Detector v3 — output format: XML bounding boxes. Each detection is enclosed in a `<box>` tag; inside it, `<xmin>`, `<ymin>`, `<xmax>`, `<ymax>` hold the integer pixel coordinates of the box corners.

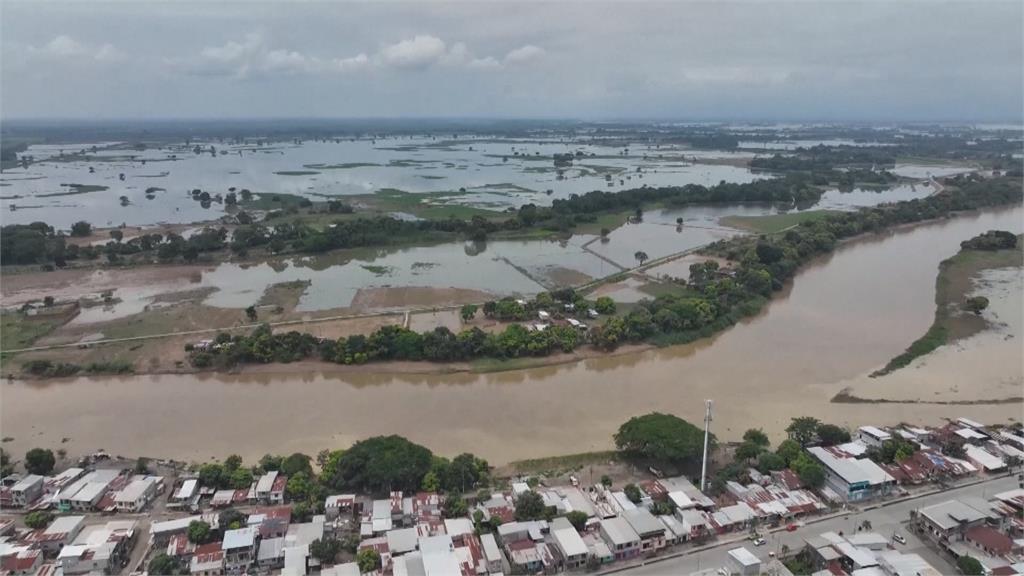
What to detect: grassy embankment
<box><xmin>871</xmin><ymin>235</ymin><xmax>1023</xmax><ymax>377</ymax></box>
<box><xmin>499</xmin><ymin>451</ymin><xmax>620</xmax><ymax>478</ymax></box>
<box><xmin>0</xmin><ymin>310</ymin><xmax>72</xmax><ymax>351</ymax></box>
<box><xmin>720</xmin><ymin>210</ymin><xmax>840</xmax><ymax>234</ymax></box>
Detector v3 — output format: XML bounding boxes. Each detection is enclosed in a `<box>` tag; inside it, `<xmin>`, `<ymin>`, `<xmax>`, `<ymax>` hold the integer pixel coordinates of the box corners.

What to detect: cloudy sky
<box><xmin>2</xmin><ymin>1</ymin><xmax>1021</xmax><ymax>121</ymax></box>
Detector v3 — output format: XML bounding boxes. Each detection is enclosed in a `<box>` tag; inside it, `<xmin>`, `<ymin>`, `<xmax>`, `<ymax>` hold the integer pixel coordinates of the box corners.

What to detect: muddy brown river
<box><xmin>2</xmin><ymin>207</ymin><xmax>1021</xmax><ymax>464</ymax></box>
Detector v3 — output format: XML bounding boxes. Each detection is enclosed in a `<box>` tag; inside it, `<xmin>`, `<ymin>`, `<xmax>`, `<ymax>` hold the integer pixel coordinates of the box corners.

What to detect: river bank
<box><xmin>2</xmin><ymin>205</ymin><xmax>1020</xmax><ymax>465</ymax></box>
<box><xmin>871</xmin><ymin>234</ymin><xmax>1023</xmax><ymax>377</ymax></box>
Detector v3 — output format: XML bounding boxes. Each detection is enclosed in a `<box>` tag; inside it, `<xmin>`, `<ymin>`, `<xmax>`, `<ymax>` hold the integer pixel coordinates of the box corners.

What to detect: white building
<box><xmin>726</xmin><ymin>547</ymin><xmax>761</xmax><ymax>576</ymax></box>
<box><xmin>808</xmin><ymin>447</ymin><xmax>895</xmax><ymax>502</ymax></box>
<box><xmin>599</xmin><ymin>517</ymin><xmax>640</xmax><ymax>561</ymax></box>
<box><xmin>58</xmin><ymin>520</ymin><xmax>137</xmax><ymax>575</ymax></box>
<box><xmin>33</xmin><ymin>515</ymin><xmax>85</xmax><ymax>554</ymax></box>
<box><xmin>114</xmin><ymin>476</ymin><xmax>161</xmax><ymax>512</ymax></box>
<box><xmin>222</xmin><ymin>527</ymin><xmax>258</xmax><ymax>574</ymax></box>
<box><xmin>58</xmin><ymin>470</ymin><xmax>121</xmax><ymax>511</ymax></box>
<box><xmin>858</xmin><ymin>426</ymin><xmax>893</xmax><ymax>448</ymax></box>
<box><xmin>549</xmin><ymin>517</ymin><xmax>588</xmax><ymax>569</ymax></box>
<box><xmin>10</xmin><ymin>475</ymin><xmax>43</xmax><ymax>507</ymax></box>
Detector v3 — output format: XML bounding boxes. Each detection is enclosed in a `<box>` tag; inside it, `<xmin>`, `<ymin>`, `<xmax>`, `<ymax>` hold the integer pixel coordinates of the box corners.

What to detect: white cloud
<box><xmin>94</xmin><ymin>43</ymin><xmax>127</xmax><ymax>62</ymax></box>
<box><xmin>504</xmin><ymin>45</ymin><xmax>545</xmax><ymax>64</ymax></box>
<box><xmin>44</xmin><ymin>35</ymin><xmax>87</xmax><ymax>57</ymax></box>
<box><xmin>380</xmin><ymin>35</ymin><xmax>447</xmax><ymax>68</ymax></box>
<box><xmin>27</xmin><ymin>35</ymin><xmax>125</xmax><ymax>62</ymax></box>
<box><xmin>169</xmin><ymin>32</ymin><xmax>533</xmax><ymax>78</ymax></box>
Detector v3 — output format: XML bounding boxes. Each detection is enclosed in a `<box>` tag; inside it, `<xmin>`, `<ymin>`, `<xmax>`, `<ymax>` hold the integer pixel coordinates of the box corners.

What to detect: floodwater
<box><xmin>0</xmin><ymin>136</ymin><xmax>766</xmax><ymax>228</ymax></box>
<box><xmin>3</xmin><ymin>206</ymin><xmax>1020</xmax><ymax>464</ymax></box>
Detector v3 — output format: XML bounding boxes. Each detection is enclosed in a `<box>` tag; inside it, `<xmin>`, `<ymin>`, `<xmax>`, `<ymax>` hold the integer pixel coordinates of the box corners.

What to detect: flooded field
<box><xmin>1</xmin><ymin>136</ymin><xmax>766</xmax><ymax>228</ymax></box>
<box><xmin>3</xmin><ymin>206</ymin><xmax>1020</xmax><ymax>464</ymax></box>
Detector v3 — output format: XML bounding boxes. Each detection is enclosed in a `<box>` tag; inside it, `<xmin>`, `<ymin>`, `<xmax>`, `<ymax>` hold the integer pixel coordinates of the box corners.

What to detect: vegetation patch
<box><xmin>0</xmin><ymin>310</ymin><xmax>72</xmax><ymax>351</ymax></box>
<box><xmin>721</xmin><ymin>210</ymin><xmax>840</xmax><ymax>234</ymax></box>
<box><xmin>38</xmin><ymin>184</ymin><xmax>109</xmax><ymax>197</ymax></box>
<box><xmin>303</xmin><ymin>163</ymin><xmax>380</xmax><ymax>170</ymax></box>
<box><xmin>360</xmin><ymin>264</ymin><xmax>395</xmax><ymax>276</ymax></box>
<box><xmin>273</xmin><ymin>170</ymin><xmax>320</xmax><ymax>176</ymax></box>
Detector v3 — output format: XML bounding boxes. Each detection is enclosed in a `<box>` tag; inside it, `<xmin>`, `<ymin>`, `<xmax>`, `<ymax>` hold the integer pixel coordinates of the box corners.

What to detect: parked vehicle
<box><xmin>894</xmin><ymin>534</ymin><xmax>906</xmax><ymax>545</ymax></box>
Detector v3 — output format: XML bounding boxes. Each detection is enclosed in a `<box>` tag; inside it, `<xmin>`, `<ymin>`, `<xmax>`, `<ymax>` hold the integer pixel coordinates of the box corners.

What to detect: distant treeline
<box><xmin>0</xmin><ymin>177</ymin><xmax>827</xmax><ymax>267</ymax></box>
<box><xmin>960</xmin><ymin>229</ymin><xmax>1018</xmax><ymax>251</ymax></box>
<box><xmin>3</xmin><ymin>172</ymin><xmax>1020</xmax><ymax>269</ymax></box>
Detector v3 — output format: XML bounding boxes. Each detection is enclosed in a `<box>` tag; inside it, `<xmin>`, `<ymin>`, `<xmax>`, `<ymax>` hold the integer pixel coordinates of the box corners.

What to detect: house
<box><xmin>191</xmin><ymin>542</ymin><xmax>225</xmax><ymax>576</ymax></box>
<box><xmin>479</xmin><ymin>533</ymin><xmax>504</xmax><ymax>574</ymax></box>
<box><xmin>151</xmin><ymin>515</ymin><xmax>215</xmax><ymax>546</ymax></box>
<box><xmin>808</xmin><ymin>446</ymin><xmax>895</xmax><ymax>502</ymax></box>
<box><xmin>726</xmin><ymin>547</ymin><xmax>761</xmax><ymax>576</ymax></box>
<box><xmin>0</xmin><ymin>549</ymin><xmax>42</xmax><ymax>576</ymax></box>
<box><xmin>858</xmin><ymin>426</ymin><xmax>893</xmax><ymax>448</ymax></box>
<box><xmin>621</xmin><ymin>508</ymin><xmax>666</xmax><ymax>554</ymax></box>
<box><xmin>443</xmin><ymin>518</ymin><xmax>475</xmax><ymax>545</ymax></box>
<box><xmin>916</xmin><ymin>499</ymin><xmax>993</xmax><ymax>546</ymax></box>
<box><xmin>114</xmin><ymin>476</ymin><xmax>161</xmax><ymax>512</ymax></box>
<box><xmin>166</xmin><ymin>533</ymin><xmax>197</xmax><ymax>560</ymax></box>
<box><xmin>58</xmin><ymin>520</ymin><xmax>137</xmax><ymax>575</ymax></box>
<box><xmin>599</xmin><ymin>517</ymin><xmax>641</xmax><ymax>560</ymax></box>
<box><xmin>10</xmin><ymin>476</ymin><xmax>43</xmax><ymax>508</ymax></box>
<box><xmin>57</xmin><ymin>470</ymin><xmax>121</xmax><ymax>511</ymax></box>
<box><xmin>253</xmin><ymin>471</ymin><xmax>284</xmax><ymax>504</ymax></box>
<box><xmin>875</xmin><ymin>550</ymin><xmax>943</xmax><ymax>576</ymax></box>
<box><xmin>549</xmin><ymin>517</ymin><xmax>588</xmax><ymax>569</ymax></box>
<box><xmin>221</xmin><ymin>526</ymin><xmax>258</xmax><ymax>574</ymax></box>
<box><xmin>32</xmin><ymin>515</ymin><xmax>85</xmax><ymax>554</ymax></box>
<box><xmin>325</xmin><ymin>494</ymin><xmax>356</xmax><ymax>520</ymax></box>
<box><xmin>171</xmin><ymin>479</ymin><xmax>200</xmax><ymax>510</ymax></box>
<box><xmin>964</xmin><ymin>445</ymin><xmax>1006</xmax><ymax>472</ymax></box>
<box><xmin>964</xmin><ymin>526</ymin><xmax>1014</xmax><ymax>558</ymax></box>
<box><xmin>256</xmin><ymin>537</ymin><xmax>285</xmax><ymax>570</ymax></box>
<box><xmin>387</xmin><ymin>527</ymin><xmax>419</xmax><ymax>556</ymax></box>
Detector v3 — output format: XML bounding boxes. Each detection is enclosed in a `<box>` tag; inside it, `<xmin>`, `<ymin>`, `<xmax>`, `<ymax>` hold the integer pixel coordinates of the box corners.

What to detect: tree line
<box><xmin>1</xmin><ymin>174</ymin><xmax>864</xmax><ymax>267</ymax></box>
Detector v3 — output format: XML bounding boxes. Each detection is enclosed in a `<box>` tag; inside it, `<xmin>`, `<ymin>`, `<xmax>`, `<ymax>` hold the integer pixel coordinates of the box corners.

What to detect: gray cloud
<box><xmin>1</xmin><ymin>1</ymin><xmax>1020</xmax><ymax>121</ymax></box>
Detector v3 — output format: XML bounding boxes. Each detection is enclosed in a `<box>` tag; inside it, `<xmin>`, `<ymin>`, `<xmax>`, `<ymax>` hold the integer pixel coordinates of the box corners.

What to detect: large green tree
<box><xmin>514</xmin><ymin>491</ymin><xmax>547</xmax><ymax>521</ymax></box>
<box><xmin>326</xmin><ymin>435</ymin><xmax>433</xmax><ymax>494</ymax></box>
<box><xmin>957</xmin><ymin>556</ymin><xmax>983</xmax><ymax>576</ymax></box>
<box><xmin>816</xmin><ymin>424</ymin><xmax>851</xmax><ymax>447</ymax></box>
<box><xmin>786</xmin><ymin>417</ymin><xmax>821</xmax><ymax>446</ymax></box>
<box><xmin>24</xmin><ymin>448</ymin><xmax>55</xmax><ymax>475</ymax></box>
<box><xmin>614</xmin><ymin>413</ymin><xmax>711</xmax><ymax>469</ymax></box>
<box><xmin>187</xmin><ymin>520</ymin><xmax>212</xmax><ymax>544</ymax></box>
<box><xmin>357</xmin><ymin>549</ymin><xmax>382</xmax><ymax>573</ymax></box>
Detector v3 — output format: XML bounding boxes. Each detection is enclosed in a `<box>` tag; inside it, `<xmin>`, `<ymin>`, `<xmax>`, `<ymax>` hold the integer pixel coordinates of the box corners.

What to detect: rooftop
<box><xmin>808</xmin><ymin>446</ymin><xmax>895</xmax><ymax>486</ymax></box>
<box><xmin>728</xmin><ymin>546</ymin><xmax>760</xmax><ymax>567</ymax></box>
<box><xmin>600</xmin><ymin>516</ymin><xmax>640</xmax><ymax>546</ymax></box>
<box><xmin>919</xmin><ymin>499</ymin><xmax>989</xmax><ymax>530</ymax></box>
<box><xmin>621</xmin><ymin>508</ymin><xmax>665</xmax><ymax>537</ymax></box>
<box><xmin>222</xmin><ymin>526</ymin><xmax>258</xmax><ymax>550</ymax></box>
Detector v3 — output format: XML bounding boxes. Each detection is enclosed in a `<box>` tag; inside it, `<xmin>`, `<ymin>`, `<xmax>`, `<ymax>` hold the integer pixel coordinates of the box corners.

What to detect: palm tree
<box><xmin>634</xmin><ymin>251</ymin><xmax>649</xmax><ymax>267</ymax></box>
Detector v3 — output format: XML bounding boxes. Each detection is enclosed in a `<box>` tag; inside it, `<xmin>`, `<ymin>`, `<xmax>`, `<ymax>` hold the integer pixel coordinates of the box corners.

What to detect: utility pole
<box><xmin>700</xmin><ymin>399</ymin><xmax>713</xmax><ymax>492</ymax></box>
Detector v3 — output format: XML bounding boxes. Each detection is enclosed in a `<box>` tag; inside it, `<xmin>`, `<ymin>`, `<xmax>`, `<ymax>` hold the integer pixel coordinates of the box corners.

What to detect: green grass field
<box><xmin>720</xmin><ymin>210</ymin><xmax>840</xmax><ymax>234</ymax></box>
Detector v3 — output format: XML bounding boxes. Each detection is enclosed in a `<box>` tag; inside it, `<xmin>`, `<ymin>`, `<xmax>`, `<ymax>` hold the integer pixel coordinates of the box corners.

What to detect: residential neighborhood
<box><xmin>0</xmin><ymin>414</ymin><xmax>1021</xmax><ymax>576</ymax></box>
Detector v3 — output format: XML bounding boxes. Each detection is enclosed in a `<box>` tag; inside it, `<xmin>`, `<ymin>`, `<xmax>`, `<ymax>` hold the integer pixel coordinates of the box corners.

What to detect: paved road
<box><xmin>613</xmin><ymin>475</ymin><xmax>1018</xmax><ymax>576</ymax></box>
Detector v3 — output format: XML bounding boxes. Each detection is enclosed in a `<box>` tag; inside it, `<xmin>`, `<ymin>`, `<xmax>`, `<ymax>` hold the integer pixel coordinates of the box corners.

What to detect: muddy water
<box><xmin>2</xmin><ymin>207</ymin><xmax>1021</xmax><ymax>463</ymax></box>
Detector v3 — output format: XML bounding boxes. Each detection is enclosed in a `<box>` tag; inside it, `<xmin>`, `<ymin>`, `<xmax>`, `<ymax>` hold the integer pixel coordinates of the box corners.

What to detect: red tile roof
<box><xmin>965</xmin><ymin>525</ymin><xmax>1013</xmax><ymax>556</ymax></box>
<box><xmin>1</xmin><ymin>550</ymin><xmax>41</xmax><ymax>572</ymax></box>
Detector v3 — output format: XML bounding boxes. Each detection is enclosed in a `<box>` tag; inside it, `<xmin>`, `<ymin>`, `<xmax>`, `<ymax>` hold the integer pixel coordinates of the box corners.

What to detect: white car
<box><xmin>752</xmin><ymin>538</ymin><xmax>766</xmax><ymax>546</ymax></box>
<box><xmin>894</xmin><ymin>534</ymin><xmax>906</xmax><ymax>545</ymax></box>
